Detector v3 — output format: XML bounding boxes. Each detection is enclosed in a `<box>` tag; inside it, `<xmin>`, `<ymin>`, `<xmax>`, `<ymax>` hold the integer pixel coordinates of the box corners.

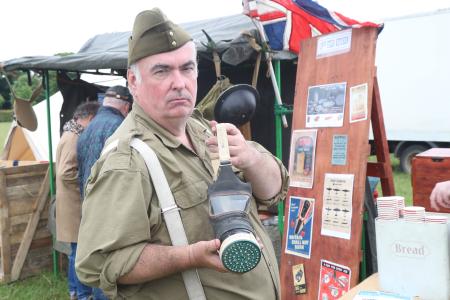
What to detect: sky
<box><xmin>1</xmin><ymin>0</ymin><xmax>450</xmax><ymax>62</ymax></box>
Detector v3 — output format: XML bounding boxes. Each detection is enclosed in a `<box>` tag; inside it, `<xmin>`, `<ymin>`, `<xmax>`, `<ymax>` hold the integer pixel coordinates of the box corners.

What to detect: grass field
<box><xmin>0</xmin><ymin>271</ymin><xmax>67</xmax><ymax>300</ymax></box>
<box><xmin>0</xmin><ymin>122</ymin><xmax>11</xmax><ymax>151</ymax></box>
<box><xmin>378</xmin><ymin>155</ymin><xmax>413</xmax><ymax>205</ymax></box>
<box><xmin>0</xmin><ymin>121</ymin><xmax>413</xmax><ymax>297</ymax></box>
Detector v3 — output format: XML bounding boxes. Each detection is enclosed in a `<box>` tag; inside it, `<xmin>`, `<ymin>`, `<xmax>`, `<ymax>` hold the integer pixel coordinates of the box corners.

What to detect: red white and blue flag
<box><xmin>243</xmin><ymin>0</ymin><xmax>380</xmax><ymax>54</ymax></box>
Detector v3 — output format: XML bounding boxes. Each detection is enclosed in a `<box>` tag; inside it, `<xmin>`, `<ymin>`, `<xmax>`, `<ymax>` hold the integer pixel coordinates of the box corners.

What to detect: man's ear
<box><xmin>127</xmin><ymin>69</ymin><xmax>137</xmax><ymax>93</ymax></box>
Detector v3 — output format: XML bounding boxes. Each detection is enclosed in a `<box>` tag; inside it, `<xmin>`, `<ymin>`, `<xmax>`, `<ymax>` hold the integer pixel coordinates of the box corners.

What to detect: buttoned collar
<box><xmin>131</xmin><ymin>102</ymin><xmax>210</xmax><ymax>152</ymax></box>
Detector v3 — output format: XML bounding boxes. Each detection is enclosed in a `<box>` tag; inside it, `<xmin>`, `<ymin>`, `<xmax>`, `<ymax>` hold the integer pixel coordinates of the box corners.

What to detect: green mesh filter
<box><xmin>221</xmin><ymin>239</ymin><xmax>261</xmax><ymax>273</ymax></box>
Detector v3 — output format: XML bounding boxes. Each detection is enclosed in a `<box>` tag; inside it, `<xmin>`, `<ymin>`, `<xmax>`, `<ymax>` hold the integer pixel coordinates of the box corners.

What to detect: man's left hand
<box><xmin>206</xmin><ymin>121</ymin><xmax>260</xmax><ymax>170</ymax></box>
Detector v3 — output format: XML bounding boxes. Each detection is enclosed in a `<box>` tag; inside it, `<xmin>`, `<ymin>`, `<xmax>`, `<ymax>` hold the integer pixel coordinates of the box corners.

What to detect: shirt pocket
<box><xmin>172</xmin><ymin>180</ymin><xmax>214</xmax><ymax>242</ymax></box>
<box><xmin>172</xmin><ymin>180</ymin><xmax>208</xmax><ymax>209</ymax></box>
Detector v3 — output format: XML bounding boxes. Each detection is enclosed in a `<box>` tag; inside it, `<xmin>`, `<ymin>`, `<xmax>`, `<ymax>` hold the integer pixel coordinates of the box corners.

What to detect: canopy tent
<box><xmin>1</xmin><ymin>14</ymin><xmax>295</xmax><ymax>73</ymax></box>
<box><xmin>1</xmin><ymin>92</ymin><xmax>62</xmax><ymax>161</ymax></box>
<box><xmin>0</xmin><ymin>13</ymin><xmax>299</xmax><ymax>168</ymax></box>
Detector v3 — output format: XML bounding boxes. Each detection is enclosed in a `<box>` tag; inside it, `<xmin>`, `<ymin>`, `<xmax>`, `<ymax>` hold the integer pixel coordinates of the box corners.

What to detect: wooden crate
<box><xmin>0</xmin><ymin>162</ymin><xmax>53</xmax><ymax>283</ymax></box>
<box><xmin>412</xmin><ymin>148</ymin><xmax>450</xmax><ymax>213</ymax></box>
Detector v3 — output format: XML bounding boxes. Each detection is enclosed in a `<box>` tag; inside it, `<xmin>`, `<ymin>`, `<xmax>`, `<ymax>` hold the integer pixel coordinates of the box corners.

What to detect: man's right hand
<box><xmin>188</xmin><ymin>239</ymin><xmax>227</xmax><ymax>272</ymax></box>
<box><xmin>430</xmin><ymin>180</ymin><xmax>450</xmax><ymax>211</ymax></box>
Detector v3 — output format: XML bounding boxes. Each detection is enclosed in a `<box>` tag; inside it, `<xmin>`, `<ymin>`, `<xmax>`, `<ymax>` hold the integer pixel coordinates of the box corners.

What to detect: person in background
<box><xmin>430</xmin><ymin>180</ymin><xmax>450</xmax><ymax>211</ymax></box>
<box><xmin>76</xmin><ymin>85</ymin><xmax>132</xmax><ymax>300</ymax></box>
<box><xmin>77</xmin><ymin>85</ymin><xmax>133</xmax><ymax>199</ymax></box>
<box><xmin>75</xmin><ymin>8</ymin><xmax>288</xmax><ymax>299</ymax></box>
<box><xmin>55</xmin><ymin>101</ymin><xmax>100</xmax><ymax>300</ymax></box>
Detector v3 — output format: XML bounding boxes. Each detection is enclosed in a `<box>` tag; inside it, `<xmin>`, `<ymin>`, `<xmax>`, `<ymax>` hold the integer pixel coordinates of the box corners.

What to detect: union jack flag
<box><xmin>243</xmin><ymin>0</ymin><xmax>380</xmax><ymax>54</ymax></box>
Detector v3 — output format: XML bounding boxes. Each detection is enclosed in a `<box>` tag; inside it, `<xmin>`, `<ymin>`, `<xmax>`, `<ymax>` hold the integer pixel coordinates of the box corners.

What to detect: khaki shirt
<box><xmin>76</xmin><ymin>103</ymin><xmax>289</xmax><ymax>299</ymax></box>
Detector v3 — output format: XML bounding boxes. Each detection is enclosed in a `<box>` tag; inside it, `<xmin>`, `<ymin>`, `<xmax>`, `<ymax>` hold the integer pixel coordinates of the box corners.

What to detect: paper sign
<box><xmin>318</xmin><ymin>260</ymin><xmax>351</xmax><ymax>299</ymax></box>
<box><xmin>321</xmin><ymin>173</ymin><xmax>354</xmax><ymax>240</ymax></box>
<box><xmin>349</xmin><ymin>83</ymin><xmax>368</xmax><ymax>123</ymax></box>
<box><xmin>288</xmin><ymin>129</ymin><xmax>317</xmax><ymax>188</ymax></box>
<box><xmin>292</xmin><ymin>264</ymin><xmax>307</xmax><ymax>294</ymax></box>
<box><xmin>306</xmin><ymin>83</ymin><xmax>347</xmax><ymax>128</ymax></box>
<box><xmin>331</xmin><ymin>135</ymin><xmax>348</xmax><ymax>165</ymax></box>
<box><xmin>316</xmin><ymin>29</ymin><xmax>352</xmax><ymax>58</ymax></box>
<box><xmin>285</xmin><ymin>196</ymin><xmax>315</xmax><ymax>258</ymax></box>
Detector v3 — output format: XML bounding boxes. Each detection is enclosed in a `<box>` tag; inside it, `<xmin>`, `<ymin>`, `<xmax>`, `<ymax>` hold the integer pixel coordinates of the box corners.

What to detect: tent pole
<box><xmin>273</xmin><ymin>61</ymin><xmax>294</xmax><ymax>235</ymax></box>
<box><xmin>44</xmin><ymin>73</ymin><xmax>55</xmax><ymax>203</ymax></box>
<box><xmin>274</xmin><ymin>61</ymin><xmax>284</xmax><ymax>234</ymax></box>
<box><xmin>252</xmin><ymin>19</ymin><xmax>288</xmax><ymax>128</ymax></box>
<box><xmin>44</xmin><ymin>70</ymin><xmax>59</xmax><ymax>277</ymax></box>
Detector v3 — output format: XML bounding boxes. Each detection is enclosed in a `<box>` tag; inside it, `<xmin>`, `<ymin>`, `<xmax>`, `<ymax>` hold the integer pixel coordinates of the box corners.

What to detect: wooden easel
<box><xmin>367</xmin><ymin>76</ymin><xmax>395</xmax><ymax>195</ymax></box>
<box><xmin>280</xmin><ymin>27</ymin><xmax>394</xmax><ymax>299</ymax></box>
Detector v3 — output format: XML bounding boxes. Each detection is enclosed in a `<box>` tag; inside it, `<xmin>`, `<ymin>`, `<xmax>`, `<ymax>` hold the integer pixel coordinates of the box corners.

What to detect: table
<box><xmin>340</xmin><ymin>273</ymin><xmax>380</xmax><ymax>299</ymax></box>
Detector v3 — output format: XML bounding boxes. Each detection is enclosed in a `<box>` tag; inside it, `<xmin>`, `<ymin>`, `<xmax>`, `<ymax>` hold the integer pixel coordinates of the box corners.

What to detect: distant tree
<box><xmin>1</xmin><ymin>52</ymin><xmax>73</xmax><ymax>108</ymax></box>
<box><xmin>0</xmin><ymin>80</ymin><xmax>12</xmax><ymax>109</ymax></box>
<box><xmin>0</xmin><ymin>77</ymin><xmax>10</xmax><ymax>102</ymax></box>
<box><xmin>10</xmin><ymin>71</ymin><xmax>58</xmax><ymax>104</ymax></box>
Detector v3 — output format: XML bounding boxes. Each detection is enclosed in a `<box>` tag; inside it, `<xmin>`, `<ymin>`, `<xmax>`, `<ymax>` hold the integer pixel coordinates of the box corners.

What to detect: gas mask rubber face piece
<box><xmin>208</xmin><ymin>124</ymin><xmax>261</xmax><ymax>273</ymax></box>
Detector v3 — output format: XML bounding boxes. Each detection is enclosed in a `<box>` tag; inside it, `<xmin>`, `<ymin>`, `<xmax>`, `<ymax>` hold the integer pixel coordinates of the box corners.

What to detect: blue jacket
<box><xmin>77</xmin><ymin>106</ymin><xmax>124</xmax><ymax>199</ymax></box>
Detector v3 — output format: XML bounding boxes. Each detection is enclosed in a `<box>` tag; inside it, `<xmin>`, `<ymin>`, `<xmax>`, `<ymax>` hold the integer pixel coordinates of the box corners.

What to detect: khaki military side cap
<box><xmin>128</xmin><ymin>8</ymin><xmax>192</xmax><ymax>66</ymax></box>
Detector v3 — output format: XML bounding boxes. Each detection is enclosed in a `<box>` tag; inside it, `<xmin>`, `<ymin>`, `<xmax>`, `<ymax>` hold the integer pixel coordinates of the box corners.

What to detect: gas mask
<box><xmin>208</xmin><ymin>124</ymin><xmax>261</xmax><ymax>273</ymax></box>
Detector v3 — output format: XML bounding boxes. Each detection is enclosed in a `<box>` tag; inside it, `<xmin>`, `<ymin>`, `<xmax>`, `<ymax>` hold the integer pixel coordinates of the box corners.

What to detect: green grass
<box><xmin>0</xmin><ymin>122</ymin><xmax>11</xmax><ymax>151</ymax></box>
<box><xmin>0</xmin><ymin>110</ymin><xmax>13</xmax><ymax>123</ymax></box>
<box><xmin>0</xmin><ymin>271</ymin><xmax>67</xmax><ymax>300</ymax></box>
<box><xmin>390</xmin><ymin>156</ymin><xmax>413</xmax><ymax>205</ymax></box>
<box><xmin>375</xmin><ymin>155</ymin><xmax>413</xmax><ymax>205</ymax></box>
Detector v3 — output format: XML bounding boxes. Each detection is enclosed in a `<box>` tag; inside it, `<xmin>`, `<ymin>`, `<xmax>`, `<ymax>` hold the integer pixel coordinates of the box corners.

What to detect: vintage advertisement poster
<box><xmin>306</xmin><ymin>82</ymin><xmax>347</xmax><ymax>128</ymax></box>
<box><xmin>331</xmin><ymin>135</ymin><xmax>348</xmax><ymax>165</ymax></box>
<box><xmin>292</xmin><ymin>264</ymin><xmax>307</xmax><ymax>294</ymax></box>
<box><xmin>318</xmin><ymin>260</ymin><xmax>351</xmax><ymax>299</ymax></box>
<box><xmin>285</xmin><ymin>196</ymin><xmax>315</xmax><ymax>258</ymax></box>
<box><xmin>321</xmin><ymin>173</ymin><xmax>354</xmax><ymax>240</ymax></box>
<box><xmin>349</xmin><ymin>83</ymin><xmax>368</xmax><ymax>123</ymax></box>
<box><xmin>288</xmin><ymin>129</ymin><xmax>317</xmax><ymax>188</ymax></box>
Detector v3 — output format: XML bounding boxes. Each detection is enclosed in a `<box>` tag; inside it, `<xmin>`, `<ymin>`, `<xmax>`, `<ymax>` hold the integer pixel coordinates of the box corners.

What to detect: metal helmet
<box><xmin>214</xmin><ymin>84</ymin><xmax>258</xmax><ymax>126</ymax></box>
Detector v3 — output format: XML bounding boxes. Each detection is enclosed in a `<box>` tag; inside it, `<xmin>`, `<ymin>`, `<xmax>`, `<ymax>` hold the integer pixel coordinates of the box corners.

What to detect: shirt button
<box><xmin>172</xmin><ymin>41</ymin><xmax>177</xmax><ymax>46</ymax></box>
<box><xmin>169</xmin><ymin>31</ymin><xmax>174</xmax><ymax>36</ymax></box>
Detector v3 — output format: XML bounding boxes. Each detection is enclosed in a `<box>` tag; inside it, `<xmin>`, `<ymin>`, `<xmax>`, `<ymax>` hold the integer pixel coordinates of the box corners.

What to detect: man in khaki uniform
<box><xmin>76</xmin><ymin>8</ymin><xmax>288</xmax><ymax>300</ymax></box>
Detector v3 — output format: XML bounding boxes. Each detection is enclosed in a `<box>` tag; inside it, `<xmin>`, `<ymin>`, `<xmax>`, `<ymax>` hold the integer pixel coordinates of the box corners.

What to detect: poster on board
<box><xmin>318</xmin><ymin>260</ymin><xmax>351</xmax><ymax>299</ymax></box>
<box><xmin>288</xmin><ymin>129</ymin><xmax>317</xmax><ymax>188</ymax></box>
<box><xmin>316</xmin><ymin>29</ymin><xmax>352</xmax><ymax>59</ymax></box>
<box><xmin>321</xmin><ymin>173</ymin><xmax>354</xmax><ymax>240</ymax></box>
<box><xmin>292</xmin><ymin>264</ymin><xmax>307</xmax><ymax>294</ymax></box>
<box><xmin>349</xmin><ymin>83</ymin><xmax>368</xmax><ymax>123</ymax></box>
<box><xmin>306</xmin><ymin>82</ymin><xmax>347</xmax><ymax>128</ymax></box>
<box><xmin>285</xmin><ymin>196</ymin><xmax>315</xmax><ymax>259</ymax></box>
<box><xmin>331</xmin><ymin>134</ymin><xmax>348</xmax><ymax>165</ymax></box>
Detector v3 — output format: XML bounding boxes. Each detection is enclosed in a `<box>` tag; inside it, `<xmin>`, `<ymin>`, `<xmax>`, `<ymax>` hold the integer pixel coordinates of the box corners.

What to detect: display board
<box><xmin>280</xmin><ymin>27</ymin><xmax>388</xmax><ymax>299</ymax></box>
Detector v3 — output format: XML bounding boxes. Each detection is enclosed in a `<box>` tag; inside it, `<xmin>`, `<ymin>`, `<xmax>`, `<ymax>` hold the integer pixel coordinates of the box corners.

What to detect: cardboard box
<box><xmin>375</xmin><ymin>215</ymin><xmax>450</xmax><ymax>299</ymax></box>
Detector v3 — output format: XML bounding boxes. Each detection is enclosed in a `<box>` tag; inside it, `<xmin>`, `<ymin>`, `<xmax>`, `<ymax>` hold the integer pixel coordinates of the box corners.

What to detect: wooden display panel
<box><xmin>280</xmin><ymin>27</ymin><xmax>379</xmax><ymax>299</ymax></box>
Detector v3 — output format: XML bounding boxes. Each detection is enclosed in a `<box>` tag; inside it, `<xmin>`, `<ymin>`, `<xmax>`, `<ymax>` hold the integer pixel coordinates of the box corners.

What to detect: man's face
<box><xmin>128</xmin><ymin>42</ymin><xmax>198</xmax><ymax>126</ymax></box>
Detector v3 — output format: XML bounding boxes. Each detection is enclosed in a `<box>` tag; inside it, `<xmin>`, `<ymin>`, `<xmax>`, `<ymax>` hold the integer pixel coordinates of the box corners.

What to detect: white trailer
<box><xmin>375</xmin><ymin>8</ymin><xmax>450</xmax><ymax>172</ymax></box>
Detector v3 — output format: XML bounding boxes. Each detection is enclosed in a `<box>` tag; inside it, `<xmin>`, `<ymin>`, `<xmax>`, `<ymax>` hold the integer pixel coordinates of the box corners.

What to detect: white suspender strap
<box><xmin>101</xmin><ymin>139</ymin><xmax>119</xmax><ymax>157</ymax></box>
<box><xmin>129</xmin><ymin>138</ymin><xmax>206</xmax><ymax>300</ymax></box>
